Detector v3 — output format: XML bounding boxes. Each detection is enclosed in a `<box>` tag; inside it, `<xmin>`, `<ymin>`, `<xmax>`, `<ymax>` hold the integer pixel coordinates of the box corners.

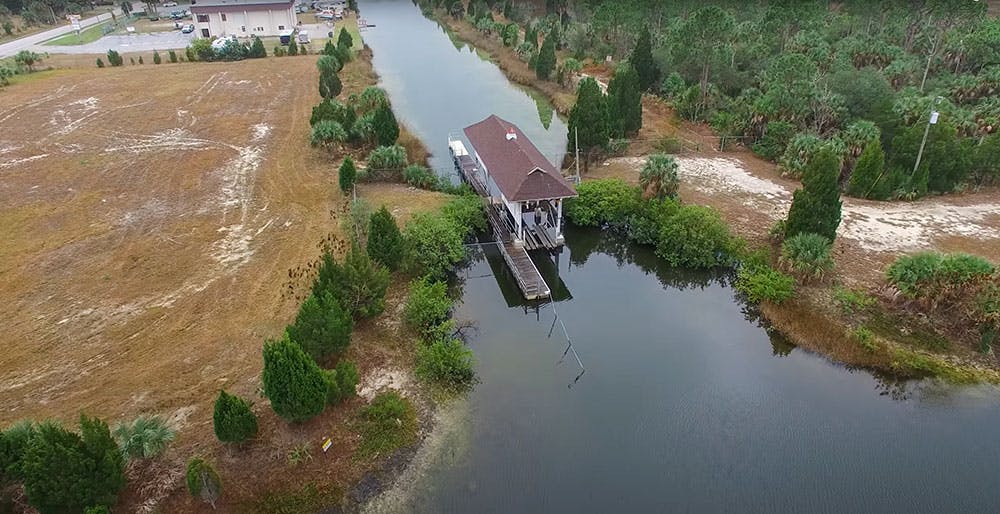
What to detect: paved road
<box><xmin>0</xmin><ymin>8</ymin><xmax>125</xmax><ymax>58</ymax></box>
<box><xmin>44</xmin><ymin>31</ymin><xmax>197</xmax><ymax>54</ymax></box>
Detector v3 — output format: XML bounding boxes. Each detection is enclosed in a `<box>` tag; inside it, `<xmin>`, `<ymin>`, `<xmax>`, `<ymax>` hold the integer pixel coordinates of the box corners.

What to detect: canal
<box><xmin>359</xmin><ymin>1</ymin><xmax>1000</xmax><ymax>512</ymax></box>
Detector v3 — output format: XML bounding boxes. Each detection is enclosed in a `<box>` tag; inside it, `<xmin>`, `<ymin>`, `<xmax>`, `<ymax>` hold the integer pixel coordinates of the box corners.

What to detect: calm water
<box><xmin>358</xmin><ymin>2</ymin><xmax>1000</xmax><ymax>513</ymax></box>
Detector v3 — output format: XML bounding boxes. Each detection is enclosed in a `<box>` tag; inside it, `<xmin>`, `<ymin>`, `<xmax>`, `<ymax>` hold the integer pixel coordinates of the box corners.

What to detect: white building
<box><xmin>190</xmin><ymin>0</ymin><xmax>297</xmax><ymax>39</ymax></box>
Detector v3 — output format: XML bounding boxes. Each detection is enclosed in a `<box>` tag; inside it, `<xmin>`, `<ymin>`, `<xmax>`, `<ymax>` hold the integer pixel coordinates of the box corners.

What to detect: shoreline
<box><xmin>418</xmin><ymin>7</ymin><xmax>1000</xmax><ymax>385</ymax></box>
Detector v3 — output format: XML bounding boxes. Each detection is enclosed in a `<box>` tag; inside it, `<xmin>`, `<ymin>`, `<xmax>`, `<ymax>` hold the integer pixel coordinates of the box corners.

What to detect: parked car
<box><xmin>170</xmin><ymin>10</ymin><xmax>185</xmax><ymax>19</ymax></box>
<box><xmin>163</xmin><ymin>1</ymin><xmax>178</xmax><ymax>6</ymax></box>
<box><xmin>181</xmin><ymin>24</ymin><xmax>195</xmax><ymax>33</ymax></box>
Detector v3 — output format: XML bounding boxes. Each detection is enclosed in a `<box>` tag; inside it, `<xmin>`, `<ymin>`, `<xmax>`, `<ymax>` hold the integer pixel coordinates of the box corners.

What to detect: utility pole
<box><xmin>912</xmin><ymin>95</ymin><xmax>943</xmax><ymax>176</ymax></box>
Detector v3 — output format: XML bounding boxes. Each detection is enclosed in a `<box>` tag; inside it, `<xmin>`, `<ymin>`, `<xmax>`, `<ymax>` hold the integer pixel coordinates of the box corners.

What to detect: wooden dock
<box><xmin>449</xmin><ymin>138</ymin><xmax>551</xmax><ymax>300</ymax></box>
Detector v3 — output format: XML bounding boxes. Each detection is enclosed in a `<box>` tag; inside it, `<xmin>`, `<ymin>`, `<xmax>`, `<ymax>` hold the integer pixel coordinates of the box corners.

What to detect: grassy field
<box><xmin>43</xmin><ymin>21</ymin><xmax>112</xmax><ymax>45</ymax></box>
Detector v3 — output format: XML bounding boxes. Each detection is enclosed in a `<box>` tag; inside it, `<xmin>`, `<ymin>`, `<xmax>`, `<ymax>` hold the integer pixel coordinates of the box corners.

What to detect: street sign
<box><xmin>929</xmin><ymin>111</ymin><xmax>939</xmax><ymax>125</ymax></box>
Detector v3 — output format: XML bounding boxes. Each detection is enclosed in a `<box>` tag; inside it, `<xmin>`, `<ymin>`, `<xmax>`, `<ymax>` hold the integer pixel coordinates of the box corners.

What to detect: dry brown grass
<box><xmin>1</xmin><ymin>39</ymin><xmax>439</xmax><ymax>510</ymax></box>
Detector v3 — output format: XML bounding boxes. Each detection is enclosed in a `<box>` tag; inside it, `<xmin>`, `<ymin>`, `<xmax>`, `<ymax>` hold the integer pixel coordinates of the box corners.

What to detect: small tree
<box><xmin>367</xmin><ymin>206</ymin><xmax>404</xmax><ymax>270</ymax></box>
<box><xmin>785</xmin><ymin>147</ymin><xmax>843</xmax><ymax>242</ymax></box>
<box><xmin>111</xmin><ymin>416</ymin><xmax>175</xmax><ymax>460</ymax></box>
<box><xmin>250</xmin><ymin>37</ymin><xmax>266</xmax><ymax>58</ymax></box>
<box><xmin>630</xmin><ymin>25</ymin><xmax>659</xmax><ymax>91</ymax></box>
<box><xmin>152</xmin><ymin>50</ymin><xmax>161</xmax><ymax>64</ymax></box>
<box><xmin>21</xmin><ymin>416</ymin><xmax>126</xmax><ymax>514</ymax></box>
<box><xmin>639</xmin><ymin>154</ymin><xmax>679</xmax><ymax>199</ymax></box>
<box><xmin>319</xmin><ymin>69</ymin><xmax>342</xmax><ymax>98</ymax></box>
<box><xmin>534</xmin><ymin>31</ymin><xmax>556</xmax><ymax>80</ymax></box>
<box><xmin>319</xmin><ymin>243</ymin><xmax>390</xmax><ymax>319</ymax></box>
<box><xmin>373</xmin><ymin>103</ymin><xmax>400</xmax><ymax>147</ymax></box>
<box><xmin>96</xmin><ymin>58</ymin><xmax>105</xmax><ymax>68</ymax></box>
<box><xmin>567</xmin><ymin>77</ymin><xmax>609</xmax><ymax>171</ymax></box>
<box><xmin>339</xmin><ymin>156</ymin><xmax>357</xmax><ymax>194</ymax></box>
<box><xmin>404</xmin><ymin>278</ymin><xmax>452</xmax><ymax>338</ymax></box>
<box><xmin>212</xmin><ymin>391</ymin><xmax>258</xmax><ymax>444</ymax></box>
<box><xmin>186</xmin><ymin>458</ymin><xmax>221</xmax><ymax>509</ymax></box>
<box><xmin>847</xmin><ymin>139</ymin><xmax>885</xmax><ymax>199</ymax></box>
<box><xmin>606</xmin><ymin>62</ymin><xmax>642</xmax><ymax>137</ymax></box>
<box><xmin>106</xmin><ymin>49</ymin><xmax>123</xmax><ymax>66</ymax></box>
<box><xmin>138</xmin><ymin>56</ymin><xmax>144</xmax><ymax>65</ymax></box>
<box><xmin>168</xmin><ymin>49</ymin><xmax>178</xmax><ymax>63</ymax></box>
<box><xmin>337</xmin><ymin>26</ymin><xmax>353</xmax><ymax>50</ymax></box>
<box><xmin>317</xmin><ymin>53</ymin><xmax>343</xmax><ymax>74</ymax></box>
<box><xmin>14</xmin><ymin>50</ymin><xmax>42</xmax><ymax>72</ymax></box>
<box><xmin>262</xmin><ymin>334</ymin><xmax>329</xmax><ymax>422</ymax></box>
<box><xmin>286</xmin><ymin>291</ymin><xmax>353</xmax><ymax>362</ymax></box>
<box><xmin>403</xmin><ymin>213</ymin><xmax>466</xmax><ymax>280</ymax></box>
<box><xmin>288</xmin><ymin>38</ymin><xmax>299</xmax><ymax>56</ymax></box>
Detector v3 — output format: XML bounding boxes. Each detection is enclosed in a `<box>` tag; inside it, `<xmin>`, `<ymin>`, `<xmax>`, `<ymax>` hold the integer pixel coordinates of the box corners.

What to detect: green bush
<box><xmin>111</xmin><ymin>415</ymin><xmax>175</xmax><ymax>460</ymax></box>
<box><xmin>213</xmin><ymin>390</ymin><xmax>258</xmax><ymax>444</ymax></box>
<box><xmin>338</xmin><ymin>26</ymin><xmax>354</xmax><ymax>50</ymax></box>
<box><xmin>339</xmin><ymin>156</ymin><xmax>357</xmax><ymax>194</ymax></box>
<box><xmin>565</xmin><ymin>179</ymin><xmax>640</xmax><ymax>227</ymax></box>
<box><xmin>846</xmin><ymin>139</ymin><xmax>886</xmax><ymax>199</ymax></box>
<box><xmin>784</xmin><ymin>147</ymin><xmax>842</xmax><ymax>242</ymax></box>
<box><xmin>849</xmin><ymin>326</ymin><xmax>878</xmax><ymax>352</ymax></box>
<box><xmin>626</xmin><ymin>197</ymin><xmax>680</xmax><ymax>246</ymax></box>
<box><xmin>656</xmin><ymin>204</ymin><xmax>740</xmax><ymax>268</ymax></box>
<box><xmin>367</xmin><ymin>206</ymin><xmax>404</xmax><ymax>270</ymax></box>
<box><xmin>310</xmin><ymin>98</ymin><xmax>356</xmax><ymax>128</ymax></box>
<box><xmin>735</xmin><ymin>263</ymin><xmax>796</xmax><ymax>304</ymax></box>
<box><xmin>653</xmin><ymin>135</ymin><xmax>684</xmax><ymax>154</ymax></box>
<box><xmin>323</xmin><ymin>360</ymin><xmax>359</xmax><ymax>405</ymax></box>
<box><xmin>373</xmin><ymin>103</ymin><xmax>400</xmax><ymax>147</ymax></box>
<box><xmin>318</xmin><ymin>68</ymin><xmax>341</xmax><ymax>98</ymax></box>
<box><xmin>416</xmin><ymin>337</ymin><xmax>476</xmax><ymax>389</ymax></box>
<box><xmin>310</xmin><ymin>120</ymin><xmax>348</xmax><ymax>147</ymax></box>
<box><xmin>886</xmin><ymin>252</ymin><xmax>995</xmax><ymax>299</ymax></box>
<box><xmin>357</xmin><ymin>392</ymin><xmax>418</xmax><ymax>458</ymax></box>
<box><xmin>262</xmin><ymin>334</ymin><xmax>329</xmax><ymax>422</ymax></box>
<box><xmin>313</xmin><ymin>243</ymin><xmax>390</xmax><ymax>319</ymax></box>
<box><xmin>780</xmin><ymin>233</ymin><xmax>834</xmax><ymax>280</ymax></box>
<box><xmin>403</xmin><ymin>213</ymin><xmax>466</xmax><ymax>280</ymax></box>
<box><xmin>152</xmin><ymin>50</ymin><xmax>161</xmax><ymax>64</ymax></box>
<box><xmin>404</xmin><ymin>278</ymin><xmax>452</xmax><ymax>338</ymax></box>
<box><xmin>639</xmin><ymin>154</ymin><xmax>679</xmax><ymax>199</ymax></box>
<box><xmin>186</xmin><ymin>457</ymin><xmax>221</xmax><ymax>509</ymax></box>
<box><xmin>106</xmin><ymin>49</ymin><xmax>123</xmax><ymax>66</ymax></box>
<box><xmin>168</xmin><ymin>50</ymin><xmax>177</xmax><ymax>63</ymax></box>
<box><xmin>317</xmin><ymin>54</ymin><xmax>343</xmax><ymax>74</ymax></box>
<box><xmin>22</xmin><ymin>416</ymin><xmax>125</xmax><ymax>514</ymax></box>
<box><xmin>752</xmin><ymin>121</ymin><xmax>796</xmax><ymax>161</ymax></box>
<box><xmin>95</xmin><ymin>58</ymin><xmax>105</xmax><ymax>68</ymax></box>
<box><xmin>84</xmin><ymin>507</ymin><xmax>110</xmax><ymax>514</ymax></box>
<box><xmin>366</xmin><ymin>145</ymin><xmax>408</xmax><ymax>180</ymax></box>
<box><xmin>249</xmin><ymin>37</ymin><xmax>266</xmax><ymax>58</ymax></box>
<box><xmin>286</xmin><ymin>291</ymin><xmax>353</xmax><ymax>362</ymax></box>
<box><xmin>403</xmin><ymin>164</ymin><xmax>438</xmax><ymax>189</ymax></box>
<box><xmin>441</xmin><ymin>194</ymin><xmax>487</xmax><ymax>235</ymax></box>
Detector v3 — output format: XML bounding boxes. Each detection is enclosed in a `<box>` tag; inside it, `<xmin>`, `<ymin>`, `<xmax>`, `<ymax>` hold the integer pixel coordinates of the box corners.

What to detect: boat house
<box><xmin>458</xmin><ymin>115</ymin><xmax>577</xmax><ymax>250</ymax></box>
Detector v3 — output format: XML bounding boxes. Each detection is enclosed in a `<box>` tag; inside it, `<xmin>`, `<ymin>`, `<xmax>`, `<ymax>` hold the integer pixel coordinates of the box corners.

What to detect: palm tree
<box><xmin>639</xmin><ymin>154</ymin><xmax>680</xmax><ymax>199</ymax></box>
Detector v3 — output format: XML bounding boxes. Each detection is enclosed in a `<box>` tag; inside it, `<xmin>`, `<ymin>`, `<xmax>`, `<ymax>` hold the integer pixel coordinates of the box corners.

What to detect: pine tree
<box><xmin>339</xmin><ymin>156</ymin><xmax>357</xmax><ymax>194</ymax></box>
<box><xmin>186</xmin><ymin>458</ymin><xmax>221</xmax><ymax>509</ymax></box>
<box><xmin>535</xmin><ymin>31</ymin><xmax>556</xmax><ymax>81</ymax></box>
<box><xmin>288</xmin><ymin>38</ymin><xmax>299</xmax><ymax>56</ymax></box>
<box><xmin>567</xmin><ymin>77</ymin><xmax>609</xmax><ymax>171</ymax></box>
<box><xmin>250</xmin><ymin>37</ymin><xmax>266</xmax><ymax>58</ymax></box>
<box><xmin>319</xmin><ymin>69</ymin><xmax>342</xmax><ymax>98</ymax></box>
<box><xmin>337</xmin><ymin>27</ymin><xmax>354</xmax><ymax>50</ymax></box>
<box><xmin>846</xmin><ymin>140</ymin><xmax>885</xmax><ymax>199</ymax></box>
<box><xmin>785</xmin><ymin>147</ymin><xmax>843</xmax><ymax>242</ymax></box>
<box><xmin>367</xmin><ymin>206</ymin><xmax>404</xmax><ymax>270</ymax></box>
<box><xmin>21</xmin><ymin>416</ymin><xmax>125</xmax><ymax>514</ymax></box>
<box><xmin>631</xmin><ymin>25</ymin><xmax>659</xmax><ymax>91</ymax></box>
<box><xmin>314</xmin><ymin>243</ymin><xmax>390</xmax><ymax>319</ymax></box>
<box><xmin>286</xmin><ymin>291</ymin><xmax>353</xmax><ymax>362</ymax></box>
<box><xmin>323</xmin><ymin>39</ymin><xmax>337</xmax><ymax>56</ymax></box>
<box><xmin>262</xmin><ymin>334</ymin><xmax>329</xmax><ymax>422</ymax></box>
<box><xmin>168</xmin><ymin>50</ymin><xmax>178</xmax><ymax>63</ymax></box>
<box><xmin>152</xmin><ymin>50</ymin><xmax>161</xmax><ymax>64</ymax></box>
<box><xmin>372</xmin><ymin>103</ymin><xmax>400</xmax><ymax>146</ymax></box>
<box><xmin>607</xmin><ymin>62</ymin><xmax>642</xmax><ymax>138</ymax></box>
<box><xmin>213</xmin><ymin>391</ymin><xmax>259</xmax><ymax>444</ymax></box>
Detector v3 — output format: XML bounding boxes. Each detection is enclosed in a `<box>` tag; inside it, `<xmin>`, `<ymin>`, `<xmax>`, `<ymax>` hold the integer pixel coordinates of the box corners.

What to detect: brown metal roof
<box><xmin>464</xmin><ymin>115</ymin><xmax>577</xmax><ymax>202</ymax></box>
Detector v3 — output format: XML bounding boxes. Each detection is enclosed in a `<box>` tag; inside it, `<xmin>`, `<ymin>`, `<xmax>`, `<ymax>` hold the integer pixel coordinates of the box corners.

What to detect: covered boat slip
<box><xmin>448</xmin><ymin>115</ymin><xmax>578</xmax><ymax>300</ymax></box>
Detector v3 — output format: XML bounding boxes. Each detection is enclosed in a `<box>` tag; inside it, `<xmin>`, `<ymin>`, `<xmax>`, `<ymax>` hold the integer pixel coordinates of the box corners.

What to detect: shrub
<box><xmin>337</xmin><ymin>26</ymin><xmax>354</xmax><ymax>49</ymax></box>
<box><xmin>441</xmin><ymin>194</ymin><xmax>487</xmax><ymax>235</ymax></box>
<box><xmin>317</xmin><ymin>54</ymin><xmax>342</xmax><ymax>74</ymax></box>
<box><xmin>185</xmin><ymin>46</ymin><xmax>196</xmax><ymax>61</ymax></box>
<box><xmin>405</xmin><ymin>278</ymin><xmax>452</xmax><ymax>337</ymax></box>
<box><xmin>137</xmin><ymin>56</ymin><xmax>143</xmax><ymax>65</ymax></box>
<box><xmin>565</xmin><ymin>179</ymin><xmax>640</xmax><ymax>227</ymax></box>
<box><xmin>785</xmin><ymin>147</ymin><xmax>842</xmax><ymax>242</ymax></box>
<box><xmin>262</xmin><ymin>334</ymin><xmax>329</xmax><ymax>422</ymax></box>
<box><xmin>846</xmin><ymin>139</ymin><xmax>886</xmax><ymax>199</ymax></box>
<box><xmin>849</xmin><ymin>326</ymin><xmax>878</xmax><ymax>352</ymax></box>
<box><xmin>1</xmin><ymin>420</ymin><xmax>37</xmax><ymax>483</ymax></box>
<box><xmin>639</xmin><ymin>154</ymin><xmax>679</xmax><ymax>199</ymax></box>
<box><xmin>367</xmin><ymin>206</ymin><xmax>404</xmax><ymax>270</ymax></box>
<box><xmin>288</xmin><ymin>38</ymin><xmax>299</xmax><ymax>56</ymax></box>
<box><xmin>403</xmin><ymin>213</ymin><xmax>466</xmax><ymax>280</ymax></box>
<box><xmin>416</xmin><ymin>337</ymin><xmax>476</xmax><ymax>389</ymax></box>
<box><xmin>286</xmin><ymin>291</ymin><xmax>353</xmax><ymax>362</ymax></box>
<box><xmin>313</xmin><ymin>243</ymin><xmax>390</xmax><ymax>319</ymax></box>
<box><xmin>365</xmin><ymin>145</ymin><xmax>408</xmax><ymax>180</ymax></box>
<box><xmin>319</xmin><ymin>68</ymin><xmax>341</xmax><ymax>98</ymax></box>
<box><xmin>403</xmin><ymin>164</ymin><xmax>438</xmax><ymax>189</ymax></box>
<box><xmin>310</xmin><ymin>119</ymin><xmax>348</xmax><ymax>147</ymax></box>
<box><xmin>310</xmin><ymin>98</ymin><xmax>356</xmax><ymax>128</ymax></box>
<box><xmin>323</xmin><ymin>360</ymin><xmax>359</xmax><ymax>405</ymax></box>
<box><xmin>886</xmin><ymin>252</ymin><xmax>995</xmax><ymax>300</ymax></box>
<box><xmin>752</xmin><ymin>121</ymin><xmax>795</xmax><ymax>161</ymax></box>
<box><xmin>213</xmin><ymin>390</ymin><xmax>258</xmax><ymax>444</ymax></box>
<box><xmin>22</xmin><ymin>416</ymin><xmax>125</xmax><ymax>514</ymax></box>
<box><xmin>191</xmin><ymin>38</ymin><xmax>215</xmax><ymax>61</ymax></box>
<box><xmin>152</xmin><ymin>50</ymin><xmax>161</xmax><ymax>64</ymax></box>
<box><xmin>357</xmin><ymin>392</ymin><xmax>418</xmax><ymax>458</ymax></box>
<box><xmin>653</xmin><ymin>136</ymin><xmax>683</xmax><ymax>154</ymax></box>
<box><xmin>833</xmin><ymin>286</ymin><xmax>876</xmax><ymax>315</ymax></box>
<box><xmin>656</xmin><ymin>204</ymin><xmax>739</xmax><ymax>269</ymax></box>
<box><xmin>106</xmin><ymin>49</ymin><xmax>123</xmax><ymax>66</ymax></box>
<box><xmin>186</xmin><ymin>458</ymin><xmax>221</xmax><ymax>509</ymax></box>
<box><xmin>249</xmin><ymin>37</ymin><xmax>266</xmax><ymax>58</ymax></box>
<box><xmin>626</xmin><ymin>197</ymin><xmax>680</xmax><ymax>245</ymax></box>
<box><xmin>167</xmin><ymin>49</ymin><xmax>177</xmax><ymax>63</ymax></box>
<box><xmin>96</xmin><ymin>58</ymin><xmax>104</xmax><ymax>68</ymax></box>
<box><xmin>735</xmin><ymin>263</ymin><xmax>796</xmax><ymax>304</ymax></box>
<box><xmin>338</xmin><ymin>156</ymin><xmax>357</xmax><ymax>194</ymax></box>
<box><xmin>779</xmin><ymin>233</ymin><xmax>834</xmax><ymax>280</ymax></box>
<box><xmin>112</xmin><ymin>416</ymin><xmax>175</xmax><ymax>460</ymax></box>
<box><xmin>273</xmin><ymin>45</ymin><xmax>286</xmax><ymax>57</ymax></box>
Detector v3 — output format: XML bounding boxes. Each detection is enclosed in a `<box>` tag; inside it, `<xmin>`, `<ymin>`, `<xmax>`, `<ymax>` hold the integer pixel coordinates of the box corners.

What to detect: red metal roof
<box><xmin>190</xmin><ymin>0</ymin><xmax>293</xmax><ymax>13</ymax></box>
<box><xmin>463</xmin><ymin>115</ymin><xmax>577</xmax><ymax>202</ymax></box>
